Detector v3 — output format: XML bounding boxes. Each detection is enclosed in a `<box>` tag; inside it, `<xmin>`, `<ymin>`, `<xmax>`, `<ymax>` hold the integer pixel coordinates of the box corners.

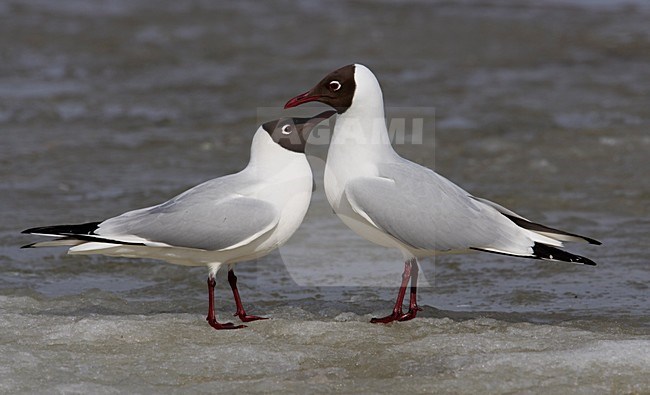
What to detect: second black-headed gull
<box><xmin>285</xmin><ymin>64</ymin><xmax>600</xmax><ymax>324</ymax></box>
<box><xmin>22</xmin><ymin>111</ymin><xmax>335</xmax><ymax>330</ymax></box>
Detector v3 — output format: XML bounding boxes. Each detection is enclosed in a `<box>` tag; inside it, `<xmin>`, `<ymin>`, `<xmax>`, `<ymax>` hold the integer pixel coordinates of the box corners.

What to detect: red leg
<box><xmin>371</xmin><ymin>260</ymin><xmax>412</xmax><ymax>324</ymax></box>
<box><xmin>206</xmin><ymin>275</ymin><xmax>245</xmax><ymax>330</ymax></box>
<box><xmin>228</xmin><ymin>269</ymin><xmax>267</xmax><ymax>322</ymax></box>
<box><xmin>399</xmin><ymin>259</ymin><xmax>422</xmax><ymax>321</ymax></box>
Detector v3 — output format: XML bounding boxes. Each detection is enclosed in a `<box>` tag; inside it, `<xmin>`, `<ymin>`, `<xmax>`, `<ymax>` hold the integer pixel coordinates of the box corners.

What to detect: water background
<box><xmin>2</xmin><ymin>0</ymin><xmax>649</xmax><ymax>393</ymax></box>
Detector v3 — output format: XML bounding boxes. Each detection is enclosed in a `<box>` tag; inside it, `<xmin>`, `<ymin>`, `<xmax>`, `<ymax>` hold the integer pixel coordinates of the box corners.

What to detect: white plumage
<box><xmin>286</xmin><ymin>64</ymin><xmax>599</xmax><ymax>323</ymax></box>
<box><xmin>23</xmin><ymin>112</ymin><xmax>334</xmax><ymax>330</ymax></box>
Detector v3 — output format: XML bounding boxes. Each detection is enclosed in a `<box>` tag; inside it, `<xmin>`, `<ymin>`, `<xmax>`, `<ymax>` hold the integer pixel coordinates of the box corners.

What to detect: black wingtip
<box><xmin>21</xmin><ymin>222</ymin><xmax>101</xmax><ymax>236</ymax></box>
<box><xmin>503</xmin><ymin>214</ymin><xmax>602</xmax><ymax>246</ymax></box>
<box><xmin>532</xmin><ymin>243</ymin><xmax>597</xmax><ymax>266</ymax></box>
<box><xmin>578</xmin><ymin>234</ymin><xmax>602</xmax><ymax>246</ymax></box>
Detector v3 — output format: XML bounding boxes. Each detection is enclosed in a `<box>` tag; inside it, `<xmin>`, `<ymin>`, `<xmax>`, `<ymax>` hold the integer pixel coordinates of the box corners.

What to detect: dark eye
<box><xmin>281</xmin><ymin>124</ymin><xmax>292</xmax><ymax>135</ymax></box>
<box><xmin>329</xmin><ymin>80</ymin><xmax>341</xmax><ymax>92</ymax></box>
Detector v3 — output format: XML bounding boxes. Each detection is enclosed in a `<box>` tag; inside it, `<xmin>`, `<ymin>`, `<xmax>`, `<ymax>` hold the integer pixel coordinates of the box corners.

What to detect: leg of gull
<box><xmin>370</xmin><ymin>260</ymin><xmax>412</xmax><ymax>324</ymax></box>
<box><xmin>228</xmin><ymin>269</ymin><xmax>267</xmax><ymax>322</ymax></box>
<box><xmin>399</xmin><ymin>258</ymin><xmax>422</xmax><ymax>321</ymax></box>
<box><xmin>206</xmin><ymin>274</ymin><xmax>245</xmax><ymax>330</ymax></box>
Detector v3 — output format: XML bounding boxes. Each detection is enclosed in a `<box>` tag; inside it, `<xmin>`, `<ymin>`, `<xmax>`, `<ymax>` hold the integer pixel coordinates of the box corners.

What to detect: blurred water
<box><xmin>2</xmin><ymin>0</ymin><xmax>649</xmax><ymax>393</ymax></box>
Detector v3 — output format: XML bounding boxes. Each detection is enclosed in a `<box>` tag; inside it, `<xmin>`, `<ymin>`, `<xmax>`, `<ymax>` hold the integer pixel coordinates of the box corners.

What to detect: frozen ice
<box><xmin>1</xmin><ymin>294</ymin><xmax>648</xmax><ymax>393</ymax></box>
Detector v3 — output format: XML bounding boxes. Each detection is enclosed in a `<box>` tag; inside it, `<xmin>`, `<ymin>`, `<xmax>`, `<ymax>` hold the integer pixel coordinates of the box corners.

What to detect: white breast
<box><xmin>235</xmin><ymin>130</ymin><xmax>314</xmax><ymax>260</ymax></box>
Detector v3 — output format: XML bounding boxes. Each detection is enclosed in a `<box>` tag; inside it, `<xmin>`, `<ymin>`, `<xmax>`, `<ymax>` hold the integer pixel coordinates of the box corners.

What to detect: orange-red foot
<box><xmin>398</xmin><ymin>306</ymin><xmax>422</xmax><ymax>321</ymax></box>
<box><xmin>370</xmin><ymin>310</ymin><xmax>404</xmax><ymax>324</ymax></box>
<box><xmin>235</xmin><ymin>312</ymin><xmax>268</xmax><ymax>323</ymax></box>
<box><xmin>207</xmin><ymin>317</ymin><xmax>246</xmax><ymax>330</ymax></box>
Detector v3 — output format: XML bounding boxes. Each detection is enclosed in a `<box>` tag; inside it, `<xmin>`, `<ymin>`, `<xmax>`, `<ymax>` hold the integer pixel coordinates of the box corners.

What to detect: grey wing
<box><xmin>345</xmin><ymin>161</ymin><xmax>533</xmax><ymax>253</ymax></box>
<box><xmin>97</xmin><ymin>178</ymin><xmax>279</xmax><ymax>251</ymax></box>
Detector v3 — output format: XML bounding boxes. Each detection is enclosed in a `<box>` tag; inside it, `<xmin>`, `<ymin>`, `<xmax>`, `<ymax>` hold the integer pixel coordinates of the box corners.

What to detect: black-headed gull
<box><xmin>22</xmin><ymin>111</ymin><xmax>335</xmax><ymax>330</ymax></box>
<box><xmin>285</xmin><ymin>64</ymin><xmax>600</xmax><ymax>324</ymax></box>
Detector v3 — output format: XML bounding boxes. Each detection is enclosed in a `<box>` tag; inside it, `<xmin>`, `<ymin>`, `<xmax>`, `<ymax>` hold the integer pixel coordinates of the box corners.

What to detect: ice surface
<box><xmin>1</xmin><ymin>294</ymin><xmax>649</xmax><ymax>393</ymax></box>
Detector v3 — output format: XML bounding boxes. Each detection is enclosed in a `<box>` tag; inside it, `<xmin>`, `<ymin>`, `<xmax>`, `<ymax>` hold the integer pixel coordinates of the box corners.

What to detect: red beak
<box><xmin>284</xmin><ymin>90</ymin><xmax>321</xmax><ymax>109</ymax></box>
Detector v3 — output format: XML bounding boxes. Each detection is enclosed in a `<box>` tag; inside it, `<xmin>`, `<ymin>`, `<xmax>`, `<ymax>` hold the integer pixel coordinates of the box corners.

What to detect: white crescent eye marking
<box><xmin>281</xmin><ymin>124</ymin><xmax>292</xmax><ymax>135</ymax></box>
<box><xmin>329</xmin><ymin>80</ymin><xmax>341</xmax><ymax>91</ymax></box>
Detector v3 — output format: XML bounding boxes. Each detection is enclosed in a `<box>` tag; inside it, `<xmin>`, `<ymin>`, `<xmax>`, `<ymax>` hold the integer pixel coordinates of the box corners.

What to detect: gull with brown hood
<box><xmin>22</xmin><ymin>111</ymin><xmax>335</xmax><ymax>330</ymax></box>
<box><xmin>285</xmin><ymin>64</ymin><xmax>600</xmax><ymax>324</ymax></box>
